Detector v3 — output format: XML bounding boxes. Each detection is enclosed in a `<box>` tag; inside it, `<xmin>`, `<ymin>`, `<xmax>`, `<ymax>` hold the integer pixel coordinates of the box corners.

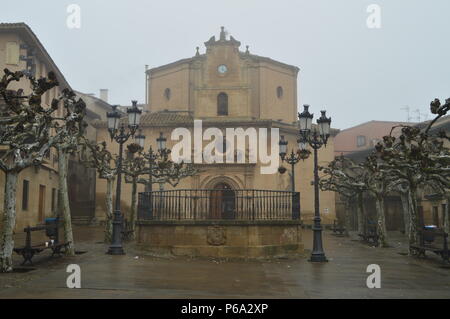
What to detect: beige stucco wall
<box><xmin>0</xmin><ymin>32</ymin><xmax>63</xmax><ymax>230</ymax></box>
<box><xmin>0</xmin><ymin>167</ymin><xmax>59</xmax><ymax>231</ymax></box>
<box><xmin>258</xmin><ymin>62</ymin><xmax>298</xmax><ymax>123</ymax></box>
<box><xmin>147</xmin><ymin>35</ymin><xmax>298</xmax><ymax>123</ymax></box>
<box><xmin>149</xmin><ymin>63</ymin><xmax>191</xmax><ymax>113</ymax></box>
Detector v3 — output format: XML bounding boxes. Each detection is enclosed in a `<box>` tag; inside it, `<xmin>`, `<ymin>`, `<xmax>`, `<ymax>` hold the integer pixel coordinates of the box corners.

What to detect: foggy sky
<box><xmin>1</xmin><ymin>0</ymin><xmax>449</xmax><ymax>129</ymax></box>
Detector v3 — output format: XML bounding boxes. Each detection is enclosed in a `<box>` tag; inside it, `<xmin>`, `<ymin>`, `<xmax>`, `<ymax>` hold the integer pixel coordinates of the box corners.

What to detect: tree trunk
<box><xmin>408</xmin><ymin>187</ymin><xmax>419</xmax><ymax>254</ymax></box>
<box><xmin>357</xmin><ymin>193</ymin><xmax>365</xmax><ymax>235</ymax></box>
<box><xmin>58</xmin><ymin>147</ymin><xmax>75</xmax><ymax>256</ymax></box>
<box><xmin>375</xmin><ymin>196</ymin><xmax>388</xmax><ymax>247</ymax></box>
<box><xmin>343</xmin><ymin>198</ymin><xmax>351</xmax><ymax>236</ymax></box>
<box><xmin>444</xmin><ymin>194</ymin><xmax>450</xmax><ymax>235</ymax></box>
<box><xmin>0</xmin><ymin>171</ymin><xmax>18</xmax><ymax>272</ymax></box>
<box><xmin>129</xmin><ymin>177</ymin><xmax>137</xmax><ymax>240</ymax></box>
<box><xmin>400</xmin><ymin>191</ymin><xmax>410</xmax><ymax>237</ymax></box>
<box><xmin>104</xmin><ymin>177</ymin><xmax>114</xmax><ymax>243</ymax></box>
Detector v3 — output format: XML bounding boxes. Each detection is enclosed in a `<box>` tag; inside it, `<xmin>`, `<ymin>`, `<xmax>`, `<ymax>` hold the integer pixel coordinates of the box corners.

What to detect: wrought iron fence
<box><xmin>138</xmin><ymin>189</ymin><xmax>300</xmax><ymax>221</ymax></box>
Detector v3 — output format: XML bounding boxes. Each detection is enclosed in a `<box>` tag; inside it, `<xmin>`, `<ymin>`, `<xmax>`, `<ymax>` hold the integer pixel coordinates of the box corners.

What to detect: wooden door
<box><xmin>221</xmin><ymin>188</ymin><xmax>236</xmax><ymax>219</ymax></box>
<box><xmin>209</xmin><ymin>183</ymin><xmax>235</xmax><ymax>219</ymax></box>
<box><xmin>210</xmin><ymin>189</ymin><xmax>223</xmax><ymax>219</ymax></box>
<box><xmin>38</xmin><ymin>185</ymin><xmax>46</xmax><ymax>222</ymax></box>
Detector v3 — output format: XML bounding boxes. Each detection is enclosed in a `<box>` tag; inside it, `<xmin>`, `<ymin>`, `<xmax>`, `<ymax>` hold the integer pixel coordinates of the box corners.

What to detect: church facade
<box><xmin>94</xmin><ymin>27</ymin><xmax>337</xmax><ymax>227</ymax></box>
<box><xmin>147</xmin><ymin>26</ymin><xmax>298</xmax><ymax>123</ymax></box>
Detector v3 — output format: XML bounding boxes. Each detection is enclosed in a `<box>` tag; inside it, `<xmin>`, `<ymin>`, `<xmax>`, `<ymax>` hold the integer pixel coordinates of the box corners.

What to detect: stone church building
<box><xmin>94</xmin><ymin>27</ymin><xmax>337</xmax><ymax>229</ymax></box>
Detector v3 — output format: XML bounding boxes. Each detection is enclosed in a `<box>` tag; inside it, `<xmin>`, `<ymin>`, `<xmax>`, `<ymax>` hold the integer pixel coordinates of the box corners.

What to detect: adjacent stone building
<box><xmin>334</xmin><ymin>120</ymin><xmax>413</xmax><ymax>157</ymax></box>
<box><xmin>0</xmin><ymin>23</ymin><xmax>106</xmax><ymax>229</ymax></box>
<box><xmin>342</xmin><ymin>116</ymin><xmax>450</xmax><ymax>232</ymax></box>
<box><xmin>0</xmin><ymin>23</ymin><xmax>70</xmax><ymax>229</ymax></box>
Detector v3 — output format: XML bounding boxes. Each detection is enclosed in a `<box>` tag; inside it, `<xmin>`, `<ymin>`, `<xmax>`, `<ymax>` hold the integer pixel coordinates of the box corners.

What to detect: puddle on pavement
<box><xmin>75</xmin><ymin>251</ymin><xmax>87</xmax><ymax>255</ymax></box>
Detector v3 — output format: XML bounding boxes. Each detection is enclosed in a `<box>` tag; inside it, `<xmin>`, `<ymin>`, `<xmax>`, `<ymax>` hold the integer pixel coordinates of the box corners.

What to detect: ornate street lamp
<box><xmin>140</xmin><ymin>132</ymin><xmax>171</xmax><ymax>218</ymax></box>
<box><xmin>106</xmin><ymin>101</ymin><xmax>142</xmax><ymax>255</ymax></box>
<box><xmin>134</xmin><ymin>130</ymin><xmax>146</xmax><ymax>149</ymax></box>
<box><xmin>278</xmin><ymin>135</ymin><xmax>309</xmax><ymax>192</ymax></box>
<box><xmin>298</xmin><ymin>104</ymin><xmax>331</xmax><ymax>263</ymax></box>
<box><xmin>279</xmin><ymin>135</ymin><xmax>288</xmax><ymax>160</ymax></box>
<box><xmin>156</xmin><ymin>131</ymin><xmax>167</xmax><ymax>151</ymax></box>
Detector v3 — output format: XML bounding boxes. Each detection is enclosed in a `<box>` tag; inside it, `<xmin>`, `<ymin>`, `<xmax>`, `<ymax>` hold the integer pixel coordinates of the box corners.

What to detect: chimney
<box><xmin>100</xmin><ymin>89</ymin><xmax>108</xmax><ymax>103</ymax></box>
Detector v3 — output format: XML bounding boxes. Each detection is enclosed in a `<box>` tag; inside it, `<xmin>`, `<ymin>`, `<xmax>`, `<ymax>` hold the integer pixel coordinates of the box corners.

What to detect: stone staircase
<box><xmin>71</xmin><ymin>216</ymin><xmax>97</xmax><ymax>225</ymax></box>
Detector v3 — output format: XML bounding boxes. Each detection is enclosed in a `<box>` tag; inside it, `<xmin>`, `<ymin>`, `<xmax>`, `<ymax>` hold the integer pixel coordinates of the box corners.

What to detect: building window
<box><xmin>217</xmin><ymin>92</ymin><xmax>228</xmax><ymax>116</ymax></box>
<box><xmin>215</xmin><ymin>136</ymin><xmax>229</xmax><ymax>154</ymax></box>
<box><xmin>276</xmin><ymin>86</ymin><xmax>283</xmax><ymax>99</ymax></box>
<box><xmin>356</xmin><ymin>135</ymin><xmax>366</xmax><ymax>147</ymax></box>
<box><xmin>22</xmin><ymin>180</ymin><xmax>29</xmax><ymax>211</ymax></box>
<box><xmin>164</xmin><ymin>88</ymin><xmax>171</xmax><ymax>100</ymax></box>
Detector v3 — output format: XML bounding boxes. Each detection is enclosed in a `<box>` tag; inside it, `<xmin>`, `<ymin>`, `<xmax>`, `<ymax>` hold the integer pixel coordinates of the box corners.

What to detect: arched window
<box><xmin>164</xmin><ymin>88</ymin><xmax>171</xmax><ymax>100</ymax></box>
<box><xmin>217</xmin><ymin>92</ymin><xmax>228</xmax><ymax>116</ymax></box>
<box><xmin>276</xmin><ymin>86</ymin><xmax>283</xmax><ymax>99</ymax></box>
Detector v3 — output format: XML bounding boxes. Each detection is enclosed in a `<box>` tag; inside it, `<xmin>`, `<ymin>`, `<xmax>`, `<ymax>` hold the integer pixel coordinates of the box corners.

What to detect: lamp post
<box><xmin>278</xmin><ymin>135</ymin><xmax>309</xmax><ymax>192</ymax></box>
<box><xmin>298</xmin><ymin>104</ymin><xmax>331</xmax><ymax>263</ymax></box>
<box><xmin>140</xmin><ymin>131</ymin><xmax>170</xmax><ymax>190</ymax></box>
<box><xmin>106</xmin><ymin>101</ymin><xmax>142</xmax><ymax>255</ymax></box>
<box><xmin>136</xmin><ymin>131</ymin><xmax>170</xmax><ymax>218</ymax></box>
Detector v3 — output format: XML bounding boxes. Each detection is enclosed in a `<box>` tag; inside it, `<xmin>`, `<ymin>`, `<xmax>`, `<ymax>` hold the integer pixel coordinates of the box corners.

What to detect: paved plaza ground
<box><xmin>0</xmin><ymin>225</ymin><xmax>449</xmax><ymax>299</ymax></box>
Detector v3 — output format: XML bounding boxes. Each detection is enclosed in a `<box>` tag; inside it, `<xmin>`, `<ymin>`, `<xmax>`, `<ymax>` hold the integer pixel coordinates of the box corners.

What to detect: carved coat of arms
<box><xmin>207</xmin><ymin>226</ymin><xmax>226</xmax><ymax>246</ymax></box>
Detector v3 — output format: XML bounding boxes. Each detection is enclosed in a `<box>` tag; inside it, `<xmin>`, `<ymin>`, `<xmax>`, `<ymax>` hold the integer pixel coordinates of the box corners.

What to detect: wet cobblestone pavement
<box><xmin>0</xmin><ymin>225</ymin><xmax>449</xmax><ymax>299</ymax></box>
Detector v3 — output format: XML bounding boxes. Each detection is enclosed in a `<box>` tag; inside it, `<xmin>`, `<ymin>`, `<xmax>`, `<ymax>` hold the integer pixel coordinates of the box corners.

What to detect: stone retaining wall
<box><xmin>136</xmin><ymin>220</ymin><xmax>304</xmax><ymax>258</ymax></box>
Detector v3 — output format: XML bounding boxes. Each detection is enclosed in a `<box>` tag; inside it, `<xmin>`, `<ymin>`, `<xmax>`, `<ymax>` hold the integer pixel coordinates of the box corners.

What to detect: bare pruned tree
<box><xmin>0</xmin><ymin>69</ymin><xmax>86</xmax><ymax>272</ymax></box>
<box><xmin>81</xmin><ymin>139</ymin><xmax>117</xmax><ymax>243</ymax></box>
<box><xmin>319</xmin><ymin>156</ymin><xmax>367</xmax><ymax>236</ymax></box>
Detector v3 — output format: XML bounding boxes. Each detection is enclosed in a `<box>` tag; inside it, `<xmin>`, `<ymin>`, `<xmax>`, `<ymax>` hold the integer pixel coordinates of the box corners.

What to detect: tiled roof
<box><xmin>141</xmin><ymin>112</ymin><xmax>194</xmax><ymax>125</ymax></box>
<box><xmin>415</xmin><ymin>114</ymin><xmax>450</xmax><ymax>132</ymax></box>
<box><xmin>75</xmin><ymin>91</ymin><xmax>114</xmax><ymax>112</ymax></box>
<box><xmin>93</xmin><ymin>111</ymin><xmax>194</xmax><ymax>128</ymax></box>
<box><xmin>93</xmin><ymin>110</ymin><xmax>339</xmax><ymax>136</ymax></box>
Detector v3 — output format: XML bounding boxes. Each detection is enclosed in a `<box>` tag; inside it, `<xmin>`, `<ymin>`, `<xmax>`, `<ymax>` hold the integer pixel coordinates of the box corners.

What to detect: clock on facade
<box><xmin>217</xmin><ymin>64</ymin><xmax>228</xmax><ymax>74</ymax></box>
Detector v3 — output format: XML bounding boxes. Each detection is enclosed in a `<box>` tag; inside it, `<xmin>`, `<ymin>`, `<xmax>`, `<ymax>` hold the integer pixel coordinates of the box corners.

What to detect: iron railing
<box><xmin>138</xmin><ymin>189</ymin><xmax>300</xmax><ymax>221</ymax></box>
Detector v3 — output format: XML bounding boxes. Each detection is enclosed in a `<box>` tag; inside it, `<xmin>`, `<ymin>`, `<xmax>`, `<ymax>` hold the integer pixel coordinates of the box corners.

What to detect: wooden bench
<box><xmin>358</xmin><ymin>221</ymin><xmax>379</xmax><ymax>247</ymax></box>
<box><xmin>410</xmin><ymin>228</ymin><xmax>449</xmax><ymax>264</ymax></box>
<box><xmin>332</xmin><ymin>220</ymin><xmax>345</xmax><ymax>235</ymax></box>
<box><xmin>13</xmin><ymin>218</ymin><xmax>70</xmax><ymax>265</ymax></box>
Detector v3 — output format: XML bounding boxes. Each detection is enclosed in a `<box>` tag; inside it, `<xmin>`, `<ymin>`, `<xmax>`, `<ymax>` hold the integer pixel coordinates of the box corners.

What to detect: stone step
<box><xmin>72</xmin><ymin>216</ymin><xmax>95</xmax><ymax>225</ymax></box>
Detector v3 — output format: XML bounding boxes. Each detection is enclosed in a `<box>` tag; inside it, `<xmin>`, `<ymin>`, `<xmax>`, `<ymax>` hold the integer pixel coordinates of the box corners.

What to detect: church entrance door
<box><xmin>209</xmin><ymin>183</ymin><xmax>236</xmax><ymax>219</ymax></box>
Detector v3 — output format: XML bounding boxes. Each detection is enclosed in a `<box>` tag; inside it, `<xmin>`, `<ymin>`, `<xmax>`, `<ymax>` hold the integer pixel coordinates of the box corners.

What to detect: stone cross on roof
<box><xmin>204</xmin><ymin>26</ymin><xmax>241</xmax><ymax>48</ymax></box>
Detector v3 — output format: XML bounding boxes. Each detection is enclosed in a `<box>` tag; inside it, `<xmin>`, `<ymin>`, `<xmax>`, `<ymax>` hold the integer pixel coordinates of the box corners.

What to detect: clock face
<box><xmin>218</xmin><ymin>64</ymin><xmax>228</xmax><ymax>74</ymax></box>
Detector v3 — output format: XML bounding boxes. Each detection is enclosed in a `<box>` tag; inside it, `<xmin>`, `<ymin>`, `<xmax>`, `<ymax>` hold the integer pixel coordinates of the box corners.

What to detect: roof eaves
<box><xmin>0</xmin><ymin>23</ymin><xmax>72</xmax><ymax>90</ymax></box>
